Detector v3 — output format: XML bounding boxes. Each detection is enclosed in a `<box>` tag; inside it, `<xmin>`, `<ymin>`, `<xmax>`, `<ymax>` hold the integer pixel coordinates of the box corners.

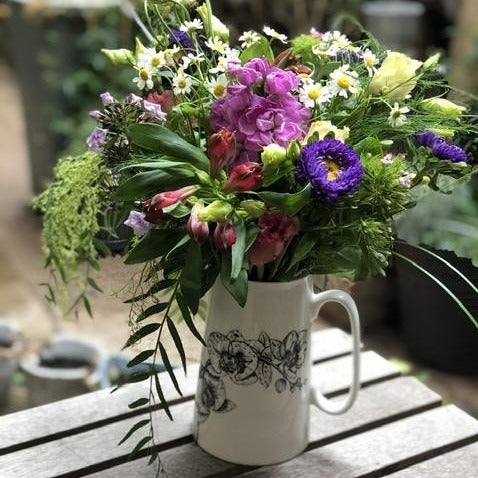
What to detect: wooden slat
<box><xmin>385</xmin><ymin>442</ymin><xmax>478</xmax><ymax>477</ymax></box>
<box><xmin>237</xmin><ymin>406</ymin><xmax>478</xmax><ymax>478</ymax></box>
<box><xmin>0</xmin><ymin>350</ymin><xmax>398</xmax><ymax>478</ymax></box>
<box><xmin>0</xmin><ymin>328</ymin><xmax>354</xmax><ymax>454</ymax></box>
<box><xmin>86</xmin><ymin>376</ymin><xmax>439</xmax><ymax>478</ymax></box>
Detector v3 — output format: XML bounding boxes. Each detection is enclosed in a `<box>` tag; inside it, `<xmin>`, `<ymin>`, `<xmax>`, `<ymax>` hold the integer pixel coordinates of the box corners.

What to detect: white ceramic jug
<box><xmin>193</xmin><ymin>276</ymin><xmax>361</xmax><ymax>465</ymax></box>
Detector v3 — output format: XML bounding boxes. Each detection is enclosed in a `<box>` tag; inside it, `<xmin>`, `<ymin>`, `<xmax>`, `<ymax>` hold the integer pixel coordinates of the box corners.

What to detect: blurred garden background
<box><xmin>0</xmin><ymin>0</ymin><xmax>477</xmax><ymax>417</ymax></box>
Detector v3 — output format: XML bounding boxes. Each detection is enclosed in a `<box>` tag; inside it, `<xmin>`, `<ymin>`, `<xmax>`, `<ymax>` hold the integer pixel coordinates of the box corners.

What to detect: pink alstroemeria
<box><xmin>224</xmin><ymin>162</ymin><xmax>263</xmax><ymax>192</ymax></box>
<box><xmin>187</xmin><ymin>203</ymin><xmax>209</xmax><ymax>243</ymax></box>
<box><xmin>144</xmin><ymin>186</ymin><xmax>196</xmax><ymax>224</ymax></box>
<box><xmin>208</xmin><ymin>128</ymin><xmax>236</xmax><ymax>176</ymax></box>
<box><xmin>213</xmin><ymin>223</ymin><xmax>237</xmax><ymax>250</ymax></box>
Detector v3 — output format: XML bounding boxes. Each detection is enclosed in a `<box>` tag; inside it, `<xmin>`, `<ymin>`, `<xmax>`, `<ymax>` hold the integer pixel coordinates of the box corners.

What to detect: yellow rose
<box><xmin>304</xmin><ymin>120</ymin><xmax>350</xmax><ymax>143</ymax></box>
<box><xmin>369</xmin><ymin>51</ymin><xmax>423</xmax><ymax>100</ymax></box>
<box><xmin>420</xmin><ymin>98</ymin><xmax>466</xmax><ymax>119</ymax></box>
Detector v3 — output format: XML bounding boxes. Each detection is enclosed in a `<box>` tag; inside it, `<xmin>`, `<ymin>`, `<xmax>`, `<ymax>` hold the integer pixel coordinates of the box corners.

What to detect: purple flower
<box><xmin>142</xmin><ymin>100</ymin><xmax>167</xmax><ymax>122</ymax></box>
<box><xmin>169</xmin><ymin>30</ymin><xmax>193</xmax><ymax>50</ymax></box>
<box><xmin>126</xmin><ymin>93</ymin><xmax>142</xmax><ymax>105</ymax></box>
<box><xmin>265</xmin><ymin>68</ymin><xmax>300</xmax><ymax>95</ymax></box>
<box><xmin>229</xmin><ymin>58</ymin><xmax>270</xmax><ymax>87</ymax></box>
<box><xmin>416</xmin><ymin>131</ymin><xmax>468</xmax><ymax>163</ymax></box>
<box><xmin>100</xmin><ymin>92</ymin><xmax>115</xmax><ymax>105</ymax></box>
<box><xmin>297</xmin><ymin>139</ymin><xmax>364</xmax><ymax>202</ymax></box>
<box><xmin>89</xmin><ymin>110</ymin><xmax>103</xmax><ymax>120</ymax></box>
<box><xmin>86</xmin><ymin>127</ymin><xmax>108</xmax><ymax>151</ymax></box>
<box><xmin>124</xmin><ymin>211</ymin><xmax>152</xmax><ymax>236</ymax></box>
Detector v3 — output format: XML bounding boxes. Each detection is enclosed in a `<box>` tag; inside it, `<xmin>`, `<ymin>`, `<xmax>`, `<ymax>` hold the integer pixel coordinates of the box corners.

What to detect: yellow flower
<box><xmin>304</xmin><ymin>120</ymin><xmax>350</xmax><ymax>143</ymax></box>
<box><xmin>368</xmin><ymin>51</ymin><xmax>422</xmax><ymax>100</ymax></box>
<box><xmin>420</xmin><ymin>98</ymin><xmax>466</xmax><ymax>119</ymax></box>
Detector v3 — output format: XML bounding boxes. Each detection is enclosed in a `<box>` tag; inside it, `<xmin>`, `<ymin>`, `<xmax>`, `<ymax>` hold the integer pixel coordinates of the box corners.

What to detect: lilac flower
<box><xmin>100</xmin><ymin>92</ymin><xmax>115</xmax><ymax>105</ymax></box>
<box><xmin>265</xmin><ymin>68</ymin><xmax>300</xmax><ymax>95</ymax></box>
<box><xmin>297</xmin><ymin>139</ymin><xmax>364</xmax><ymax>202</ymax></box>
<box><xmin>86</xmin><ymin>127</ymin><xmax>108</xmax><ymax>151</ymax></box>
<box><xmin>124</xmin><ymin>211</ymin><xmax>152</xmax><ymax>236</ymax></box>
<box><xmin>169</xmin><ymin>30</ymin><xmax>193</xmax><ymax>50</ymax></box>
<box><xmin>142</xmin><ymin>100</ymin><xmax>167</xmax><ymax>122</ymax></box>
<box><xmin>416</xmin><ymin>131</ymin><xmax>468</xmax><ymax>163</ymax></box>
<box><xmin>126</xmin><ymin>93</ymin><xmax>142</xmax><ymax>105</ymax></box>
<box><xmin>88</xmin><ymin>110</ymin><xmax>103</xmax><ymax>120</ymax></box>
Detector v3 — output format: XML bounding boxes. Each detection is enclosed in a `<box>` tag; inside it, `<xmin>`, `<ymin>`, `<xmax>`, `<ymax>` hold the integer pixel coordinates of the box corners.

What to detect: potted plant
<box><xmin>0</xmin><ymin>318</ymin><xmax>23</xmax><ymax>409</ymax></box>
<box><xmin>34</xmin><ymin>0</ymin><xmax>476</xmax><ymax>470</ymax></box>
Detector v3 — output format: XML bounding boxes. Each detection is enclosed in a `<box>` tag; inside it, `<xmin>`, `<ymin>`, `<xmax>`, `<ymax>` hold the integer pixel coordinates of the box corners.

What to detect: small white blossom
<box><xmin>263</xmin><ymin>26</ymin><xmax>287</xmax><ymax>44</ymax></box>
<box><xmin>142</xmin><ymin>101</ymin><xmax>167</xmax><ymax>122</ymax></box>
<box><xmin>172</xmin><ymin>69</ymin><xmax>192</xmax><ymax>95</ymax></box>
<box><xmin>133</xmin><ymin>66</ymin><xmax>154</xmax><ymax>90</ymax></box>
<box><xmin>363</xmin><ymin>48</ymin><xmax>379</xmax><ymax>77</ymax></box>
<box><xmin>205</xmin><ymin>36</ymin><xmax>228</xmax><ymax>54</ymax></box>
<box><xmin>388</xmin><ymin>102</ymin><xmax>410</xmax><ymax>127</ymax></box>
<box><xmin>138</xmin><ymin>48</ymin><xmax>167</xmax><ymax>70</ymax></box>
<box><xmin>399</xmin><ymin>173</ymin><xmax>414</xmax><ymax>188</ymax></box>
<box><xmin>299</xmin><ymin>80</ymin><xmax>331</xmax><ymax>108</ymax></box>
<box><xmin>209</xmin><ymin>48</ymin><xmax>240</xmax><ymax>74</ymax></box>
<box><xmin>179</xmin><ymin>18</ymin><xmax>203</xmax><ymax>33</ymax></box>
<box><xmin>381</xmin><ymin>153</ymin><xmax>395</xmax><ymax>166</ymax></box>
<box><xmin>239</xmin><ymin>30</ymin><xmax>261</xmax><ymax>49</ymax></box>
<box><xmin>180</xmin><ymin>51</ymin><xmax>205</xmax><ymax>69</ymax></box>
<box><xmin>207</xmin><ymin>73</ymin><xmax>229</xmax><ymax>98</ymax></box>
<box><xmin>328</xmin><ymin>65</ymin><xmax>359</xmax><ymax>98</ymax></box>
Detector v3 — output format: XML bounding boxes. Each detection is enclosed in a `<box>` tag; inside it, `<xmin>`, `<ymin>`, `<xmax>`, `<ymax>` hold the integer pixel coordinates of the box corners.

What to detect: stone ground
<box><xmin>0</xmin><ymin>62</ymin><xmax>477</xmax><ymax>418</ymax></box>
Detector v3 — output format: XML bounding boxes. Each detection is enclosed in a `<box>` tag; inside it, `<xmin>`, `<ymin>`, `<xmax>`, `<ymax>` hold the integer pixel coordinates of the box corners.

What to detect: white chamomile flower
<box><xmin>140</xmin><ymin>49</ymin><xmax>168</xmax><ymax>70</ymax></box>
<box><xmin>328</xmin><ymin>65</ymin><xmax>359</xmax><ymax>98</ymax></box>
<box><xmin>388</xmin><ymin>102</ymin><xmax>410</xmax><ymax>127</ymax></box>
<box><xmin>299</xmin><ymin>80</ymin><xmax>331</xmax><ymax>108</ymax></box>
<box><xmin>332</xmin><ymin>34</ymin><xmax>351</xmax><ymax>50</ymax></box>
<box><xmin>207</xmin><ymin>73</ymin><xmax>229</xmax><ymax>98</ymax></box>
<box><xmin>322</xmin><ymin>30</ymin><xmax>345</xmax><ymax>43</ymax></box>
<box><xmin>209</xmin><ymin>48</ymin><xmax>240</xmax><ymax>74</ymax></box>
<box><xmin>179</xmin><ymin>18</ymin><xmax>203</xmax><ymax>32</ymax></box>
<box><xmin>263</xmin><ymin>26</ymin><xmax>288</xmax><ymax>44</ymax></box>
<box><xmin>172</xmin><ymin>69</ymin><xmax>192</xmax><ymax>95</ymax></box>
<box><xmin>133</xmin><ymin>66</ymin><xmax>154</xmax><ymax>90</ymax></box>
<box><xmin>163</xmin><ymin>46</ymin><xmax>180</xmax><ymax>66</ymax></box>
<box><xmin>180</xmin><ymin>51</ymin><xmax>205</xmax><ymax>69</ymax></box>
<box><xmin>205</xmin><ymin>36</ymin><xmax>228</xmax><ymax>54</ymax></box>
<box><xmin>363</xmin><ymin>48</ymin><xmax>379</xmax><ymax>77</ymax></box>
<box><xmin>239</xmin><ymin>30</ymin><xmax>261</xmax><ymax>49</ymax></box>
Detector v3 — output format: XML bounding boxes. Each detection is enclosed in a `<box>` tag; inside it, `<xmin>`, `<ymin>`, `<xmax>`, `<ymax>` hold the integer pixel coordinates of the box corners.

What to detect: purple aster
<box><xmin>169</xmin><ymin>30</ymin><xmax>193</xmax><ymax>50</ymax></box>
<box><xmin>124</xmin><ymin>211</ymin><xmax>152</xmax><ymax>236</ymax></box>
<box><xmin>86</xmin><ymin>127</ymin><xmax>108</xmax><ymax>151</ymax></box>
<box><xmin>416</xmin><ymin>131</ymin><xmax>468</xmax><ymax>163</ymax></box>
<box><xmin>297</xmin><ymin>139</ymin><xmax>364</xmax><ymax>202</ymax></box>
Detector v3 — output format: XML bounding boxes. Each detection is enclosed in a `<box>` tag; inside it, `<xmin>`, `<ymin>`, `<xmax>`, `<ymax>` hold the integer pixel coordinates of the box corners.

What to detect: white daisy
<box><xmin>207</xmin><ymin>74</ymin><xmax>229</xmax><ymax>98</ymax></box>
<box><xmin>209</xmin><ymin>48</ymin><xmax>240</xmax><ymax>74</ymax></box>
<box><xmin>179</xmin><ymin>18</ymin><xmax>203</xmax><ymax>33</ymax></box>
<box><xmin>388</xmin><ymin>102</ymin><xmax>410</xmax><ymax>127</ymax></box>
<box><xmin>238</xmin><ymin>30</ymin><xmax>261</xmax><ymax>49</ymax></box>
<box><xmin>180</xmin><ymin>51</ymin><xmax>205</xmax><ymax>69</ymax></box>
<box><xmin>299</xmin><ymin>80</ymin><xmax>331</xmax><ymax>108</ymax></box>
<box><xmin>363</xmin><ymin>48</ymin><xmax>379</xmax><ymax>77</ymax></box>
<box><xmin>164</xmin><ymin>46</ymin><xmax>180</xmax><ymax>66</ymax></box>
<box><xmin>133</xmin><ymin>66</ymin><xmax>154</xmax><ymax>90</ymax></box>
<box><xmin>263</xmin><ymin>26</ymin><xmax>287</xmax><ymax>44</ymax></box>
<box><xmin>205</xmin><ymin>36</ymin><xmax>228</xmax><ymax>54</ymax></box>
<box><xmin>138</xmin><ymin>49</ymin><xmax>168</xmax><ymax>70</ymax></box>
<box><xmin>328</xmin><ymin>65</ymin><xmax>359</xmax><ymax>98</ymax></box>
<box><xmin>172</xmin><ymin>69</ymin><xmax>192</xmax><ymax>95</ymax></box>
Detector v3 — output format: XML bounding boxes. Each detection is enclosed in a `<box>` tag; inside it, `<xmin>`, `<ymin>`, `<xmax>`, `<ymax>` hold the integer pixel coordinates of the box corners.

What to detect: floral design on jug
<box><xmin>196</xmin><ymin>329</ymin><xmax>308</xmax><ymax>422</ymax></box>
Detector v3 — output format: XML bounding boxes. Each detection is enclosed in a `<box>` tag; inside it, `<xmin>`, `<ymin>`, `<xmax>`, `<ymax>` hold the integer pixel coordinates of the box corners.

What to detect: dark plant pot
<box><xmin>394</xmin><ymin>242</ymin><xmax>478</xmax><ymax>375</ymax></box>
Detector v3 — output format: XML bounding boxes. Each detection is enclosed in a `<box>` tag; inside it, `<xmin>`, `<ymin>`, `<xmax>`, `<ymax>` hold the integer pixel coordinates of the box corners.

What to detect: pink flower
<box><xmin>145</xmin><ymin>90</ymin><xmax>176</xmax><ymax>113</ymax></box>
<box><xmin>187</xmin><ymin>203</ymin><xmax>209</xmax><ymax>243</ymax></box>
<box><xmin>224</xmin><ymin>162</ymin><xmax>263</xmax><ymax>192</ymax></box>
<box><xmin>213</xmin><ymin>223</ymin><xmax>237</xmax><ymax>250</ymax></box>
<box><xmin>144</xmin><ymin>186</ymin><xmax>196</xmax><ymax>224</ymax></box>
<box><xmin>249</xmin><ymin>213</ymin><xmax>298</xmax><ymax>266</ymax></box>
<box><xmin>208</xmin><ymin>129</ymin><xmax>236</xmax><ymax>175</ymax></box>
<box><xmin>265</xmin><ymin>68</ymin><xmax>300</xmax><ymax>95</ymax></box>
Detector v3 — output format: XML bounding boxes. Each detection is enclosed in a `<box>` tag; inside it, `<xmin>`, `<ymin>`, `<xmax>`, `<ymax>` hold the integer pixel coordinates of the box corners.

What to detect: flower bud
<box><xmin>197</xmin><ymin>5</ymin><xmax>229</xmax><ymax>41</ymax></box>
<box><xmin>261</xmin><ymin>144</ymin><xmax>287</xmax><ymax>168</ymax></box>
<box><xmin>420</xmin><ymin>98</ymin><xmax>466</xmax><ymax>119</ymax></box>
<box><xmin>286</xmin><ymin>141</ymin><xmax>302</xmax><ymax>162</ymax></box>
<box><xmin>102</xmin><ymin>48</ymin><xmax>134</xmax><ymax>65</ymax></box>
<box><xmin>100</xmin><ymin>92</ymin><xmax>115</xmax><ymax>106</ymax></box>
<box><xmin>423</xmin><ymin>52</ymin><xmax>441</xmax><ymax>70</ymax></box>
<box><xmin>208</xmin><ymin>129</ymin><xmax>236</xmax><ymax>176</ymax></box>
<box><xmin>239</xmin><ymin>200</ymin><xmax>266</xmax><ymax>219</ymax></box>
<box><xmin>304</xmin><ymin>120</ymin><xmax>350</xmax><ymax>144</ymax></box>
<box><xmin>224</xmin><ymin>162</ymin><xmax>263</xmax><ymax>192</ymax></box>
<box><xmin>187</xmin><ymin>202</ymin><xmax>209</xmax><ymax>243</ymax></box>
<box><xmin>196</xmin><ymin>200</ymin><xmax>233</xmax><ymax>222</ymax></box>
<box><xmin>213</xmin><ymin>223</ymin><xmax>237</xmax><ymax>250</ymax></box>
<box><xmin>145</xmin><ymin>186</ymin><xmax>197</xmax><ymax>223</ymax></box>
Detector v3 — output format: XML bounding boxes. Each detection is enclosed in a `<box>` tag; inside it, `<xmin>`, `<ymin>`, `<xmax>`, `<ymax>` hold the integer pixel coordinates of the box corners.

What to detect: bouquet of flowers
<box><xmin>35</xmin><ymin>0</ymin><xmax>476</xmax><ymax>463</ymax></box>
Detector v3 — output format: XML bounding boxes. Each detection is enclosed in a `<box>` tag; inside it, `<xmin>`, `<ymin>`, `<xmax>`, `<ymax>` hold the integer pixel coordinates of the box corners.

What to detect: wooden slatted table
<box><xmin>1</xmin><ymin>328</ymin><xmax>477</xmax><ymax>477</ymax></box>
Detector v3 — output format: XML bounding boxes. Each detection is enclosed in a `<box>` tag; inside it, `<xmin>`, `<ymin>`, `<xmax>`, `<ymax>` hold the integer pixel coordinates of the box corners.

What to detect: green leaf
<box><xmin>220</xmin><ymin>256</ymin><xmax>248</xmax><ymax>307</ymax></box>
<box><xmin>129</xmin><ymin>436</ymin><xmax>152</xmax><ymax>459</ymax></box>
<box><xmin>83</xmin><ymin>296</ymin><xmax>93</xmax><ymax>318</ymax></box>
<box><xmin>123</xmin><ymin>323</ymin><xmax>160</xmax><ymax>349</ymax></box>
<box><xmin>136</xmin><ymin>303</ymin><xmax>168</xmax><ymax>322</ymax></box>
<box><xmin>354</xmin><ymin>137</ymin><xmax>383</xmax><ymax>156</ymax></box>
<box><xmin>177</xmin><ymin>293</ymin><xmax>206</xmax><ymax>346</ymax></box>
<box><xmin>167</xmin><ymin>316</ymin><xmax>187</xmax><ymax>374</ymax></box>
<box><xmin>128</xmin><ymin>398</ymin><xmax>150</xmax><ymax>409</ymax></box>
<box><xmin>159</xmin><ymin>343</ymin><xmax>182</xmax><ymax>397</ymax></box>
<box><xmin>124</xmin><ymin>279</ymin><xmax>175</xmax><ymax>304</ymax></box>
<box><xmin>127</xmin><ymin>372</ymin><xmax>152</xmax><ymax>383</ymax></box>
<box><xmin>120</xmin><ymin>158</ymin><xmax>195</xmax><ymax>171</ymax></box>
<box><xmin>125</xmin><ymin>229</ymin><xmax>184</xmax><ymax>264</ymax></box>
<box><xmin>240</xmin><ymin>35</ymin><xmax>274</xmax><ymax>62</ymax></box>
<box><xmin>118</xmin><ymin>419</ymin><xmax>150</xmax><ymax>445</ymax></box>
<box><xmin>166</xmin><ymin>235</ymin><xmax>191</xmax><ymax>260</ymax></box>
<box><xmin>127</xmin><ymin>349</ymin><xmax>155</xmax><ymax>368</ymax></box>
<box><xmin>154</xmin><ymin>372</ymin><xmax>173</xmax><ymax>420</ymax></box>
<box><xmin>179</xmin><ymin>241</ymin><xmax>202</xmax><ymax>314</ymax></box>
<box><xmin>87</xmin><ymin>277</ymin><xmax>103</xmax><ymax>293</ymax></box>
<box><xmin>231</xmin><ymin>220</ymin><xmax>246</xmax><ymax>280</ymax></box>
<box><xmin>245</xmin><ymin>225</ymin><xmax>260</xmax><ymax>252</ymax></box>
<box><xmin>162</xmin><ymin>202</ymin><xmax>191</xmax><ymax>218</ymax></box>
<box><xmin>258</xmin><ymin>184</ymin><xmax>312</xmax><ymax>216</ymax></box>
<box><xmin>115</xmin><ymin>170</ymin><xmax>195</xmax><ymax>201</ymax></box>
<box><xmin>128</xmin><ymin>123</ymin><xmax>209</xmax><ymax>171</ymax></box>
<box><xmin>287</xmin><ymin>233</ymin><xmax>318</xmax><ymax>271</ymax></box>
